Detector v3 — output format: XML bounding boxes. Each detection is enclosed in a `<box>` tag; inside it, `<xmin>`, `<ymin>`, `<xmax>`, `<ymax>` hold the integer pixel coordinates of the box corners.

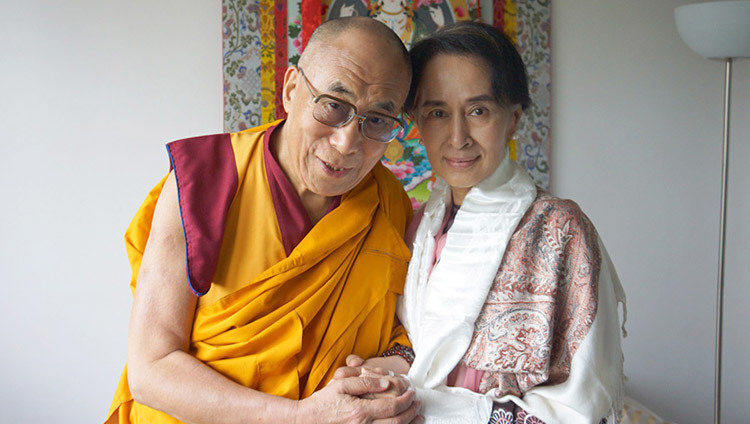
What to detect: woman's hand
<box><xmin>334</xmin><ymin>354</ymin><xmax>411</xmax><ymax>379</ymax></box>
<box><xmin>333</xmin><ymin>354</ymin><xmax>413</xmax><ymax>400</ymax></box>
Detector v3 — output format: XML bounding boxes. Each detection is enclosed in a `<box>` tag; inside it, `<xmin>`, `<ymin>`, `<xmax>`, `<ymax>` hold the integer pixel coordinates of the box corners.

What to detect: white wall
<box><xmin>0</xmin><ymin>1</ymin><xmax>747</xmax><ymax>423</ymax></box>
<box><xmin>0</xmin><ymin>1</ymin><xmax>222</xmax><ymax>422</ymax></box>
<box><xmin>551</xmin><ymin>1</ymin><xmax>749</xmax><ymax>423</ymax></box>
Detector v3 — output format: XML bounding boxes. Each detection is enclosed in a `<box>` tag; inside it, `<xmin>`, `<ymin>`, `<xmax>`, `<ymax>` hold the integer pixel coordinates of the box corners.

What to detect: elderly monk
<box><xmin>106</xmin><ymin>17</ymin><xmax>420</xmax><ymax>424</ymax></box>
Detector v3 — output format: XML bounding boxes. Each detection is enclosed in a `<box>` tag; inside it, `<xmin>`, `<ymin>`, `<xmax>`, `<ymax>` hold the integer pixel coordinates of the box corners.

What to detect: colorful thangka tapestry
<box><xmin>223</xmin><ymin>0</ymin><xmax>550</xmax><ymax>206</ymax></box>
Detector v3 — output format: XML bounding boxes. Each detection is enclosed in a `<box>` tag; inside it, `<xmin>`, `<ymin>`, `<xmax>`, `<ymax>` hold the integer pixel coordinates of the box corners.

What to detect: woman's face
<box><xmin>412</xmin><ymin>54</ymin><xmax>522</xmax><ymax>205</ymax></box>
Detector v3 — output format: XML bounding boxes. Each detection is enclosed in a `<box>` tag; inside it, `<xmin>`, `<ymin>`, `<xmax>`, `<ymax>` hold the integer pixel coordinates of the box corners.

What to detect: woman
<box><xmin>397</xmin><ymin>22</ymin><xmax>627</xmax><ymax>423</ymax></box>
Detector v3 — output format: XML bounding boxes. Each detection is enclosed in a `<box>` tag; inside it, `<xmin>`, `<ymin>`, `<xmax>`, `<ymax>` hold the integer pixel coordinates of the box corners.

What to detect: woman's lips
<box><xmin>444</xmin><ymin>156</ymin><xmax>479</xmax><ymax>169</ymax></box>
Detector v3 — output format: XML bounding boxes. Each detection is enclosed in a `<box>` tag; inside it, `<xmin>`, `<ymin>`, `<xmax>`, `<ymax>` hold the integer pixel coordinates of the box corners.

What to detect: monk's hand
<box><xmin>298</xmin><ymin>375</ymin><xmax>420</xmax><ymax>424</ymax></box>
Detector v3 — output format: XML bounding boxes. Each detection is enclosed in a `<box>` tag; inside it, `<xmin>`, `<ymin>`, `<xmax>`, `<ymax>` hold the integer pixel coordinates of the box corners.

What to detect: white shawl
<box><xmin>398</xmin><ymin>153</ymin><xmax>626</xmax><ymax>423</ymax></box>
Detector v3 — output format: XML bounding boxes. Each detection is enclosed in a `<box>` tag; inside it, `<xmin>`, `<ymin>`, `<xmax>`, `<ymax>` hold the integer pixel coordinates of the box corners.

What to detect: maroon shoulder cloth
<box><xmin>166</xmin><ymin>133</ymin><xmax>237</xmax><ymax>296</ymax></box>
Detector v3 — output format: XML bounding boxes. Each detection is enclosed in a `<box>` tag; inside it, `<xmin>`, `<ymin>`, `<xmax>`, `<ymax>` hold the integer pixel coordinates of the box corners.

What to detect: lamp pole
<box><xmin>714</xmin><ymin>57</ymin><xmax>731</xmax><ymax>424</ymax></box>
<box><xmin>675</xmin><ymin>3</ymin><xmax>750</xmax><ymax>422</ymax></box>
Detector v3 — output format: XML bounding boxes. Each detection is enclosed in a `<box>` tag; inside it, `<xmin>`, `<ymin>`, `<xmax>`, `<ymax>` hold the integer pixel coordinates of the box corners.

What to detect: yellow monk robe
<box><xmin>106</xmin><ymin>122</ymin><xmax>413</xmax><ymax>423</ymax></box>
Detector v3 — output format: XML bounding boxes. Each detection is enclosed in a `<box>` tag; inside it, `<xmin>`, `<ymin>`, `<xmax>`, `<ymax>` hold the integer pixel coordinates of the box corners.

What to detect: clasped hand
<box><xmin>296</xmin><ymin>355</ymin><xmax>422</xmax><ymax>424</ymax></box>
<box><xmin>333</xmin><ymin>355</ymin><xmax>412</xmax><ymax>400</ymax></box>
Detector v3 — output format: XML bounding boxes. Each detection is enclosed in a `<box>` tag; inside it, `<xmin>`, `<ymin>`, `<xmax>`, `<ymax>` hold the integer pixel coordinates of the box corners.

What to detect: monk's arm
<box><xmin>127</xmin><ymin>172</ymin><xmax>300</xmax><ymax>423</ymax></box>
<box><xmin>126</xmin><ymin>172</ymin><xmax>419</xmax><ymax>424</ymax></box>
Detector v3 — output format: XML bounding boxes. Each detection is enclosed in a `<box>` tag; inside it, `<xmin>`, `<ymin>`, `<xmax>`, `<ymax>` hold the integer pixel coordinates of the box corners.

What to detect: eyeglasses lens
<box><xmin>362</xmin><ymin>116</ymin><xmax>400</xmax><ymax>143</ymax></box>
<box><xmin>312</xmin><ymin>96</ymin><xmax>401</xmax><ymax>143</ymax></box>
<box><xmin>313</xmin><ymin>97</ymin><xmax>352</xmax><ymax>127</ymax></box>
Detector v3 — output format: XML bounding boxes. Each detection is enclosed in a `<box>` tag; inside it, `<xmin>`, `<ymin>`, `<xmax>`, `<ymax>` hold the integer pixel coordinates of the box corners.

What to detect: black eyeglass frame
<box><xmin>297</xmin><ymin>67</ymin><xmax>405</xmax><ymax>143</ymax></box>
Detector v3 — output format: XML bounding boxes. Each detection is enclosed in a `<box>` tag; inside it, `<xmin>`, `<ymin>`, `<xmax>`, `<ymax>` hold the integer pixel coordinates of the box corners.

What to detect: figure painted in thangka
<box><xmin>326</xmin><ymin>1</ymin><xmax>477</xmax><ymax>49</ymax></box>
<box><xmin>369</xmin><ymin>0</ymin><xmax>460</xmax><ymax>46</ymax></box>
<box><xmin>326</xmin><ymin>0</ymin><xmax>370</xmax><ymax>19</ymax></box>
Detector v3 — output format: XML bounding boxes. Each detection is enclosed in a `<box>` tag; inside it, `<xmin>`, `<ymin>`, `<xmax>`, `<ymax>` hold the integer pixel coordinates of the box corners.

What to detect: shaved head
<box><xmin>299</xmin><ymin>17</ymin><xmax>410</xmax><ymax>73</ymax></box>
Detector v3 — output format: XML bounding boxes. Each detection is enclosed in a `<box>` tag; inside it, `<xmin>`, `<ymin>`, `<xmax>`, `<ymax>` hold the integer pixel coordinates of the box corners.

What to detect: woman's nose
<box><xmin>449</xmin><ymin>116</ymin><xmax>471</xmax><ymax>149</ymax></box>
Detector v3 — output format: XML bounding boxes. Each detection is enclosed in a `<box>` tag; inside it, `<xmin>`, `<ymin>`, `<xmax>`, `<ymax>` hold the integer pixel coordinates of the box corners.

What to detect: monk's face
<box><xmin>280</xmin><ymin>30</ymin><xmax>409</xmax><ymax>199</ymax></box>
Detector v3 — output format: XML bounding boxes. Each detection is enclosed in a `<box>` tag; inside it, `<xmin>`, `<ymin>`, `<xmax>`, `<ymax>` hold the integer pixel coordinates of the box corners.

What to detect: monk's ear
<box><xmin>282</xmin><ymin>66</ymin><xmax>300</xmax><ymax>111</ymax></box>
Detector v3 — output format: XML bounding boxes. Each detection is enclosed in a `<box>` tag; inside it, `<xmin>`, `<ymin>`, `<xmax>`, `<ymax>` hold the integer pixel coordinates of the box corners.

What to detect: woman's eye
<box><xmin>470</xmin><ymin>107</ymin><xmax>486</xmax><ymax>116</ymax></box>
<box><xmin>429</xmin><ymin>110</ymin><xmax>446</xmax><ymax>118</ymax></box>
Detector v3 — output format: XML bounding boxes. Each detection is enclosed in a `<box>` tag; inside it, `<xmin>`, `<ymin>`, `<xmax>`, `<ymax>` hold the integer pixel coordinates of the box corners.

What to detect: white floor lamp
<box><xmin>675</xmin><ymin>2</ymin><xmax>750</xmax><ymax>423</ymax></box>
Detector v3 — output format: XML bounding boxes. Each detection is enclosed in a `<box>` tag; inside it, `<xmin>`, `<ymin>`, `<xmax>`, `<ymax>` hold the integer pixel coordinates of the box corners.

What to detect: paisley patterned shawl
<box><xmin>461</xmin><ymin>191</ymin><xmax>602</xmax><ymax>398</ymax></box>
<box><xmin>401</xmin><ymin>179</ymin><xmax>625</xmax><ymax>423</ymax></box>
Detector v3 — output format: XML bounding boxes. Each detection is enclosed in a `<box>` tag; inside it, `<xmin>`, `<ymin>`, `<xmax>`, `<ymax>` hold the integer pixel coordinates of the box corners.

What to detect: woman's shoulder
<box><xmin>521</xmin><ymin>189</ymin><xmax>596</xmax><ymax>232</ymax></box>
<box><xmin>510</xmin><ymin>189</ymin><xmax>600</xmax><ymax>259</ymax></box>
<box><xmin>528</xmin><ymin>189</ymin><xmax>585</xmax><ymax>217</ymax></box>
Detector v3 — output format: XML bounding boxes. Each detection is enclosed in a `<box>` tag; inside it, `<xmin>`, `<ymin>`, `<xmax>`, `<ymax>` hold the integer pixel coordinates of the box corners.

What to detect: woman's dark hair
<box><xmin>405</xmin><ymin>21</ymin><xmax>531</xmax><ymax>112</ymax></box>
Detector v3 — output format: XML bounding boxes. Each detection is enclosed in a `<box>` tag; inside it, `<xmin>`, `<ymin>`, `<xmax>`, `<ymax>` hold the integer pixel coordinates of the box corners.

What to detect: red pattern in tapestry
<box><xmin>275</xmin><ymin>0</ymin><xmax>288</xmax><ymax>119</ymax></box>
<box><xmin>301</xmin><ymin>0</ymin><xmax>322</xmax><ymax>51</ymax></box>
<box><xmin>493</xmin><ymin>0</ymin><xmax>505</xmax><ymax>29</ymax></box>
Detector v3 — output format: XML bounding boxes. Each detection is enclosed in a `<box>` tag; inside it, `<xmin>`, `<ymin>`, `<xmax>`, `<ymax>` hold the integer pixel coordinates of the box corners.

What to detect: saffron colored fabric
<box><xmin>106</xmin><ymin>121</ymin><xmax>413</xmax><ymax>423</ymax></box>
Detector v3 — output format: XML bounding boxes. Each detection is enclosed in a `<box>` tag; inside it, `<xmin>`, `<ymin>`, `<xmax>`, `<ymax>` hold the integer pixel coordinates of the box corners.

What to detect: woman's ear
<box><xmin>508</xmin><ymin>105</ymin><xmax>523</xmax><ymax>136</ymax></box>
<box><xmin>281</xmin><ymin>66</ymin><xmax>300</xmax><ymax>112</ymax></box>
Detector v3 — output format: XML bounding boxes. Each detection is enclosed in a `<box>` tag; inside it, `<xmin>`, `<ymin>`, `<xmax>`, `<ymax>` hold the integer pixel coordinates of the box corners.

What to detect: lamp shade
<box><xmin>675</xmin><ymin>1</ymin><xmax>750</xmax><ymax>59</ymax></box>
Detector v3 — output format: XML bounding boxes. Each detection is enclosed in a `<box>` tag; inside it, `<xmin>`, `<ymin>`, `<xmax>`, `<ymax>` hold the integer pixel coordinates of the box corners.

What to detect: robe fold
<box><xmin>106</xmin><ymin>121</ymin><xmax>413</xmax><ymax>423</ymax></box>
